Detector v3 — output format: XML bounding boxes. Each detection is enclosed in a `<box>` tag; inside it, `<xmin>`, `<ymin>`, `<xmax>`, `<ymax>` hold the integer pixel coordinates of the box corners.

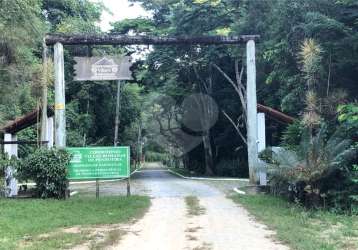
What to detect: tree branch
<box><xmin>222</xmin><ymin>110</ymin><xmax>247</xmax><ymax>144</ymax></box>
<box><xmin>212</xmin><ymin>63</ymin><xmax>247</xmax><ymax>116</ymax></box>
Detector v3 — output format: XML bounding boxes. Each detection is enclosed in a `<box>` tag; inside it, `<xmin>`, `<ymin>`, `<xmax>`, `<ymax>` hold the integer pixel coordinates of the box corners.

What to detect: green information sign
<box><xmin>67</xmin><ymin>147</ymin><xmax>130</xmax><ymax>180</ymax></box>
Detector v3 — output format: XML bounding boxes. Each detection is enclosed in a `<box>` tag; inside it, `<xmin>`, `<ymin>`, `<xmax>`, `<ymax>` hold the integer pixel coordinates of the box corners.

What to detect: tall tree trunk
<box><xmin>202</xmin><ymin>133</ymin><xmax>214</xmax><ymax>176</ymax></box>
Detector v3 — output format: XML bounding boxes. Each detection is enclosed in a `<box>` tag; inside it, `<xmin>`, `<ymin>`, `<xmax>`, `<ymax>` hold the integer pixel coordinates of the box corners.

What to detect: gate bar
<box><xmin>45</xmin><ymin>34</ymin><xmax>259</xmax><ymax>46</ymax></box>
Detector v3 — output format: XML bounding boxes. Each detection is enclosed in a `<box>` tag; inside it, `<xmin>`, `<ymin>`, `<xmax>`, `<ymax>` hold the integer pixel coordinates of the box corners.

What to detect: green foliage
<box><xmin>215</xmin><ymin>159</ymin><xmax>247</xmax><ymax>177</ymax></box>
<box><xmin>111</xmin><ymin>18</ymin><xmax>155</xmax><ymax>35</ymax></box>
<box><xmin>231</xmin><ymin>194</ymin><xmax>358</xmax><ymax>250</ymax></box>
<box><xmin>42</xmin><ymin>0</ymin><xmax>103</xmax><ymax>31</ymax></box>
<box><xmin>338</xmin><ymin>103</ymin><xmax>358</xmax><ymax>138</ymax></box>
<box><xmin>0</xmin><ymin>153</ymin><xmax>8</xmax><ymax>190</ymax></box>
<box><xmin>261</xmin><ymin>125</ymin><xmax>357</xmax><ymax>209</ymax></box>
<box><xmin>0</xmin><ymin>0</ymin><xmax>357</xmax><ymax>213</ymax></box>
<box><xmin>145</xmin><ymin>151</ymin><xmax>168</xmax><ymax>162</ymax></box>
<box><xmin>281</xmin><ymin>121</ymin><xmax>304</xmax><ymax>150</ymax></box>
<box><xmin>0</xmin><ymin>152</ymin><xmax>7</xmax><ymax>176</ymax></box>
<box><xmin>17</xmin><ymin>149</ymin><xmax>71</xmax><ymax>199</ymax></box>
<box><xmin>0</xmin><ymin>152</ymin><xmax>21</xmax><ymax>186</ymax></box>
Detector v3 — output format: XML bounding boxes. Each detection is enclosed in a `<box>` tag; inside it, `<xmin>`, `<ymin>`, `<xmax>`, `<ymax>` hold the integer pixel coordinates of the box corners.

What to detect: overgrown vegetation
<box><xmin>185</xmin><ymin>196</ymin><xmax>206</xmax><ymax>216</ymax></box>
<box><xmin>258</xmin><ymin>29</ymin><xmax>357</xmax><ymax>212</ymax></box>
<box><xmin>261</xmin><ymin>125</ymin><xmax>357</xmax><ymax>212</ymax></box>
<box><xmin>0</xmin><ymin>196</ymin><xmax>150</xmax><ymax>250</ymax></box>
<box><xmin>17</xmin><ymin>149</ymin><xmax>71</xmax><ymax>199</ymax></box>
<box><xmin>0</xmin><ymin>153</ymin><xmax>21</xmax><ymax>197</ymax></box>
<box><xmin>144</xmin><ymin>151</ymin><xmax>168</xmax><ymax>163</ymax></box>
<box><xmin>231</xmin><ymin>194</ymin><xmax>358</xmax><ymax>250</ymax></box>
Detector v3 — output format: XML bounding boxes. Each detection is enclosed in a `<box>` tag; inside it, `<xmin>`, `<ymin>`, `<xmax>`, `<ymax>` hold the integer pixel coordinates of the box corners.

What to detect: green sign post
<box><xmin>67</xmin><ymin>147</ymin><xmax>130</xmax><ymax>180</ymax></box>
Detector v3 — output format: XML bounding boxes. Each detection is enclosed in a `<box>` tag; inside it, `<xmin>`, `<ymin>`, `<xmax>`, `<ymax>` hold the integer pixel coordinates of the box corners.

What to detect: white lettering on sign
<box><xmin>74</xmin><ymin>56</ymin><xmax>133</xmax><ymax>81</ymax></box>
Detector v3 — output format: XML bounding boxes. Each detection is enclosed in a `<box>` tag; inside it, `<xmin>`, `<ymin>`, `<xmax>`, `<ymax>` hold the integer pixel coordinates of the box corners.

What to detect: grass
<box><xmin>185</xmin><ymin>196</ymin><xmax>206</xmax><ymax>216</ymax></box>
<box><xmin>89</xmin><ymin>229</ymin><xmax>125</xmax><ymax>250</ymax></box>
<box><xmin>231</xmin><ymin>194</ymin><xmax>358</xmax><ymax>250</ymax></box>
<box><xmin>21</xmin><ymin>231</ymin><xmax>89</xmax><ymax>250</ymax></box>
<box><xmin>0</xmin><ymin>196</ymin><xmax>150</xmax><ymax>250</ymax></box>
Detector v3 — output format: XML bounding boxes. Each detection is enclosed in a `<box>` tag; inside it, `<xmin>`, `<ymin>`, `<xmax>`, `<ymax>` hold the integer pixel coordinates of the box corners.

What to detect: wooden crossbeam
<box><xmin>0</xmin><ymin>106</ymin><xmax>54</xmax><ymax>134</ymax></box>
<box><xmin>0</xmin><ymin>141</ymin><xmax>49</xmax><ymax>145</ymax></box>
<box><xmin>45</xmin><ymin>34</ymin><xmax>260</xmax><ymax>46</ymax></box>
<box><xmin>257</xmin><ymin>104</ymin><xmax>295</xmax><ymax>124</ymax></box>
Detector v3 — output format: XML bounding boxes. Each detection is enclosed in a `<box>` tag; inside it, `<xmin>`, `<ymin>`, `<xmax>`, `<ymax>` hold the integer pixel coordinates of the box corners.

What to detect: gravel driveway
<box><xmin>71</xmin><ymin>164</ymin><xmax>289</xmax><ymax>250</ymax></box>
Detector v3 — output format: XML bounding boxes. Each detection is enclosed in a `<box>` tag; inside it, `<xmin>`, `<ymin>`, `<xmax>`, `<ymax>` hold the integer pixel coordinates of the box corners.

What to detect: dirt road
<box><xmin>98</xmin><ymin>166</ymin><xmax>289</xmax><ymax>250</ymax></box>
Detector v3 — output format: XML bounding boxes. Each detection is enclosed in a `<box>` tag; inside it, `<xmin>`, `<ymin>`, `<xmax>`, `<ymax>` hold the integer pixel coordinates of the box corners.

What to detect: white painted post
<box><xmin>54</xmin><ymin>42</ymin><xmax>66</xmax><ymax>148</ymax></box>
<box><xmin>3</xmin><ymin>134</ymin><xmax>12</xmax><ymax>157</ymax></box>
<box><xmin>257</xmin><ymin>113</ymin><xmax>267</xmax><ymax>185</ymax></box>
<box><xmin>257</xmin><ymin>113</ymin><xmax>266</xmax><ymax>153</ymax></box>
<box><xmin>246</xmin><ymin>39</ymin><xmax>258</xmax><ymax>184</ymax></box>
<box><xmin>47</xmin><ymin>117</ymin><xmax>54</xmax><ymax>148</ymax></box>
<box><xmin>11</xmin><ymin>134</ymin><xmax>18</xmax><ymax>157</ymax></box>
<box><xmin>3</xmin><ymin>133</ymin><xmax>18</xmax><ymax>197</ymax></box>
<box><xmin>4</xmin><ymin>133</ymin><xmax>12</xmax><ymax>155</ymax></box>
<box><xmin>3</xmin><ymin>134</ymin><xmax>18</xmax><ymax>158</ymax></box>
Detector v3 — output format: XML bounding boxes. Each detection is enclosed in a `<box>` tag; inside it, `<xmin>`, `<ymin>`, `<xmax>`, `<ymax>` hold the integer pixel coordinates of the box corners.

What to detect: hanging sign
<box><xmin>74</xmin><ymin>56</ymin><xmax>133</xmax><ymax>81</ymax></box>
<box><xmin>67</xmin><ymin>146</ymin><xmax>130</xmax><ymax>180</ymax></box>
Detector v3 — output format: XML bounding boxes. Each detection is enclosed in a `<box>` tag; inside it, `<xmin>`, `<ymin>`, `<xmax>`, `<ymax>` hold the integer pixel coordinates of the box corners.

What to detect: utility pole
<box><xmin>114</xmin><ymin>80</ymin><xmax>121</xmax><ymax>146</ymax></box>
<box><xmin>113</xmin><ymin>80</ymin><xmax>130</xmax><ymax>196</ymax></box>
<box><xmin>246</xmin><ymin>39</ymin><xmax>258</xmax><ymax>184</ymax></box>
<box><xmin>54</xmin><ymin>42</ymin><xmax>66</xmax><ymax>149</ymax></box>
<box><xmin>40</xmin><ymin>39</ymin><xmax>48</xmax><ymax>147</ymax></box>
<box><xmin>137</xmin><ymin>119</ymin><xmax>142</xmax><ymax>168</ymax></box>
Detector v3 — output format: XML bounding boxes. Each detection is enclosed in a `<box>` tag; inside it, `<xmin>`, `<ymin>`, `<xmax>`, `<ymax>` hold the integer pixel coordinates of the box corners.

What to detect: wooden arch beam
<box><xmin>45</xmin><ymin>34</ymin><xmax>260</xmax><ymax>46</ymax></box>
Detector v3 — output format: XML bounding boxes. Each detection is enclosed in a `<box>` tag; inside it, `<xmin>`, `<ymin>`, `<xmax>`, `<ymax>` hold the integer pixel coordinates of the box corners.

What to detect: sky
<box><xmin>90</xmin><ymin>0</ymin><xmax>151</xmax><ymax>32</ymax></box>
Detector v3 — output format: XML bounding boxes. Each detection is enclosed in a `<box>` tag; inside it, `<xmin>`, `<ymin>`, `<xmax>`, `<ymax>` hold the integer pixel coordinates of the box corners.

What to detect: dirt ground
<box><xmin>71</xmin><ymin>164</ymin><xmax>289</xmax><ymax>250</ymax></box>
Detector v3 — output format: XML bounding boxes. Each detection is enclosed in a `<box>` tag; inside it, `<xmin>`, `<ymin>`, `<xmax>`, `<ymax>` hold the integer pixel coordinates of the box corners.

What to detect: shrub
<box><xmin>281</xmin><ymin>121</ymin><xmax>304</xmax><ymax>151</ymax></box>
<box><xmin>0</xmin><ymin>153</ymin><xmax>7</xmax><ymax>194</ymax></box>
<box><xmin>338</xmin><ymin>103</ymin><xmax>358</xmax><ymax>138</ymax></box>
<box><xmin>0</xmin><ymin>152</ymin><xmax>6</xmax><ymax>180</ymax></box>
<box><xmin>17</xmin><ymin>149</ymin><xmax>71</xmax><ymax>199</ymax></box>
<box><xmin>0</xmin><ymin>153</ymin><xmax>21</xmax><ymax>196</ymax></box>
<box><xmin>261</xmin><ymin>125</ymin><xmax>357</xmax><ymax>210</ymax></box>
<box><xmin>145</xmin><ymin>151</ymin><xmax>168</xmax><ymax>162</ymax></box>
<box><xmin>216</xmin><ymin>158</ymin><xmax>247</xmax><ymax>177</ymax></box>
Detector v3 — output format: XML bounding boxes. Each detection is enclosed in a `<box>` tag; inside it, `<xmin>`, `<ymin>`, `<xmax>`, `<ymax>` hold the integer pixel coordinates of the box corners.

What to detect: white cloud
<box><xmin>90</xmin><ymin>0</ymin><xmax>151</xmax><ymax>32</ymax></box>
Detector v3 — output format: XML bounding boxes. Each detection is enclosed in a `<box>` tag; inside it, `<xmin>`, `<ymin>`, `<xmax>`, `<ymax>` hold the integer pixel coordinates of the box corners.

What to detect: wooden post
<box><xmin>54</xmin><ymin>42</ymin><xmax>66</xmax><ymax>148</ymax></box>
<box><xmin>126</xmin><ymin>178</ymin><xmax>131</xmax><ymax>197</ymax></box>
<box><xmin>114</xmin><ymin>80</ymin><xmax>121</xmax><ymax>146</ymax></box>
<box><xmin>137</xmin><ymin>120</ymin><xmax>142</xmax><ymax>167</ymax></box>
<box><xmin>96</xmin><ymin>179</ymin><xmax>99</xmax><ymax>199</ymax></box>
<box><xmin>246</xmin><ymin>39</ymin><xmax>258</xmax><ymax>184</ymax></box>
<box><xmin>40</xmin><ymin>40</ymin><xmax>48</xmax><ymax>146</ymax></box>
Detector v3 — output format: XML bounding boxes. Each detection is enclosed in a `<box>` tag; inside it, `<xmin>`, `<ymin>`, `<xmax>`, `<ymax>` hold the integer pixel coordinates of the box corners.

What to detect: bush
<box><xmin>0</xmin><ymin>153</ymin><xmax>6</xmax><ymax>195</ymax></box>
<box><xmin>17</xmin><ymin>149</ymin><xmax>71</xmax><ymax>199</ymax></box>
<box><xmin>163</xmin><ymin>155</ymin><xmax>182</xmax><ymax>168</ymax></box>
<box><xmin>281</xmin><ymin>121</ymin><xmax>304</xmax><ymax>151</ymax></box>
<box><xmin>261</xmin><ymin>125</ymin><xmax>357</xmax><ymax>210</ymax></box>
<box><xmin>0</xmin><ymin>152</ymin><xmax>6</xmax><ymax>183</ymax></box>
<box><xmin>216</xmin><ymin>158</ymin><xmax>247</xmax><ymax>177</ymax></box>
<box><xmin>0</xmin><ymin>153</ymin><xmax>21</xmax><ymax>196</ymax></box>
<box><xmin>338</xmin><ymin>103</ymin><xmax>358</xmax><ymax>139</ymax></box>
<box><xmin>145</xmin><ymin>151</ymin><xmax>168</xmax><ymax>162</ymax></box>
